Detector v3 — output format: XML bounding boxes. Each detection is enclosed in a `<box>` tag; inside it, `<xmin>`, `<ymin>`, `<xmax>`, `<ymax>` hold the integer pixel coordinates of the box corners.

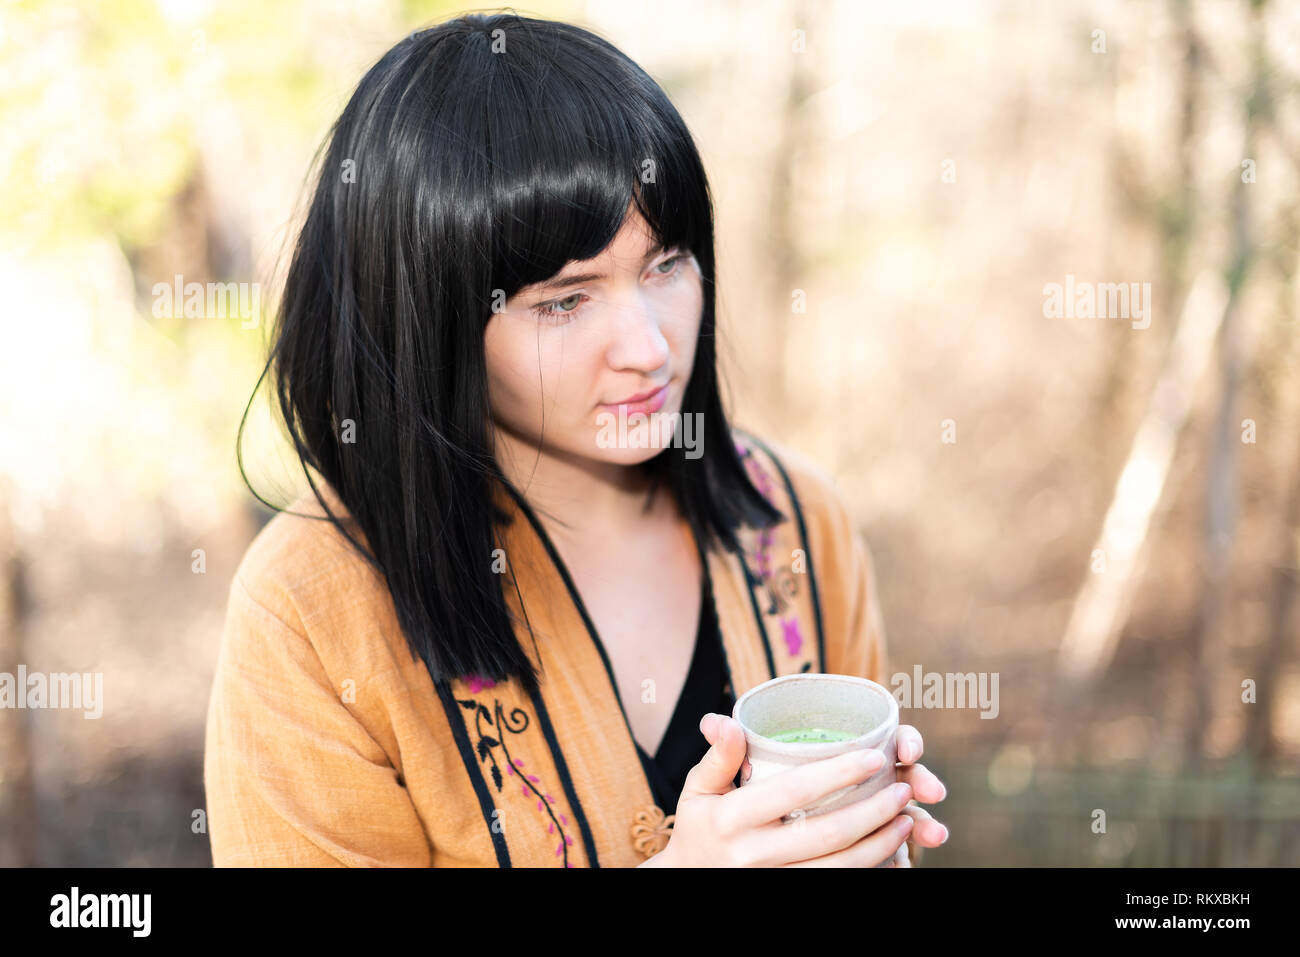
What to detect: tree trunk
<box><xmin>0</xmin><ymin>488</ymin><xmax>38</xmax><ymax>867</ymax></box>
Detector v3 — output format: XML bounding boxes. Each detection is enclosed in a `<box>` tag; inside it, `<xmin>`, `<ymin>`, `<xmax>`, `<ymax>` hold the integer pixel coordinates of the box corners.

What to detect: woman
<box><xmin>204</xmin><ymin>11</ymin><xmax>948</xmax><ymax>867</ymax></box>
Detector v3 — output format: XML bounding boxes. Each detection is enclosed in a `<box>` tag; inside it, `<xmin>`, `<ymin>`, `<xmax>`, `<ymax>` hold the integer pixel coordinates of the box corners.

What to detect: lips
<box><xmin>609</xmin><ymin>384</ymin><xmax>667</xmax><ymax>405</ymax></box>
<box><xmin>601</xmin><ymin>382</ymin><xmax>669</xmax><ymax>415</ymax></box>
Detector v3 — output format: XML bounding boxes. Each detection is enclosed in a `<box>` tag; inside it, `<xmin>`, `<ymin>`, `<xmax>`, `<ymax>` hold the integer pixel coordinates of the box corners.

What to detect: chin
<box><xmin>592</xmin><ymin>442</ymin><xmax>671</xmax><ymax>467</ymax></box>
<box><xmin>589</xmin><ymin>408</ymin><xmax>683</xmax><ymax>462</ymax></box>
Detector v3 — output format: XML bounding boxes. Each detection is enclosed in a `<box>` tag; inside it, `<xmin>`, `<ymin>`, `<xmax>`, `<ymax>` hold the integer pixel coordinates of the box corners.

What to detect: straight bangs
<box><xmin>478</xmin><ymin>32</ymin><xmax>712</xmax><ymax>304</ymax></box>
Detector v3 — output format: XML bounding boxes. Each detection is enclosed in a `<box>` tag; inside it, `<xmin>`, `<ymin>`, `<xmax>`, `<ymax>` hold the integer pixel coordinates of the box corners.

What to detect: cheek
<box><xmin>665</xmin><ymin>276</ymin><xmax>704</xmax><ymax>363</ymax></box>
<box><xmin>484</xmin><ymin>320</ymin><xmax>531</xmax><ymax>422</ymax></box>
<box><xmin>483</xmin><ymin>319</ymin><xmax>589</xmax><ymax>424</ymax></box>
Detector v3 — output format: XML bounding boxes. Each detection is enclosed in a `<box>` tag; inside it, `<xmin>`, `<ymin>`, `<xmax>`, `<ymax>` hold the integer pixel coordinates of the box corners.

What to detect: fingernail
<box><xmin>938</xmin><ymin>824</ymin><xmax>949</xmax><ymax>844</ymax></box>
<box><xmin>892</xmin><ymin>782</ymin><xmax>911</xmax><ymax>801</ymax></box>
<box><xmin>937</xmin><ymin>780</ymin><xmax>948</xmax><ymax>801</ymax></box>
<box><xmin>859</xmin><ymin>748</ymin><xmax>884</xmax><ymax>769</ymax></box>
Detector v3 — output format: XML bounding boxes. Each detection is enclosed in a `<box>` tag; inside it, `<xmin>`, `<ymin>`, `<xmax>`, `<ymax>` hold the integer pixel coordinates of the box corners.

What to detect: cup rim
<box><xmin>731</xmin><ymin>673</ymin><xmax>900</xmax><ymax>757</ymax></box>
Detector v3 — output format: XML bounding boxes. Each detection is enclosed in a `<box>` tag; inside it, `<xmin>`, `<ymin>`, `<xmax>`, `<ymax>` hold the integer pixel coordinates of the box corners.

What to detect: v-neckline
<box><xmin>635</xmin><ymin>569</ymin><xmax>709</xmax><ymax>762</ymax></box>
<box><xmin>500</xmin><ymin>480</ymin><xmax>711</xmax><ymax>802</ymax></box>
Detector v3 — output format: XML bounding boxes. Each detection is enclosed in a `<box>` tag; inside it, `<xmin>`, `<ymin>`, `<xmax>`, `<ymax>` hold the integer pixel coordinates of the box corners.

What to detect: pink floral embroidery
<box><xmin>456</xmin><ymin>697</ymin><xmax>575</xmax><ymax>866</ymax></box>
<box><xmin>465</xmin><ymin>674</ymin><xmax>498</xmax><ymax>694</ymax></box>
<box><xmin>781</xmin><ymin>616</ymin><xmax>804</xmax><ymax>657</ymax></box>
<box><xmin>737</xmin><ymin>435</ymin><xmax>810</xmax><ymax>669</ymax></box>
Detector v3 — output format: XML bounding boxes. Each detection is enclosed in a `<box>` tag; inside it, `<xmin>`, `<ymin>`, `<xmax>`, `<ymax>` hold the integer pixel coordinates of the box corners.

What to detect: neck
<box><xmin>492</xmin><ymin>426</ymin><xmax>666</xmax><ymax>541</ymax></box>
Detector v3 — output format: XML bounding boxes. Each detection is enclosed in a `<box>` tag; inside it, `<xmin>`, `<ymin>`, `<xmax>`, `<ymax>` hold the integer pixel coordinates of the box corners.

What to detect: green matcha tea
<box><xmin>766</xmin><ymin>727</ymin><xmax>858</xmax><ymax>743</ymax></box>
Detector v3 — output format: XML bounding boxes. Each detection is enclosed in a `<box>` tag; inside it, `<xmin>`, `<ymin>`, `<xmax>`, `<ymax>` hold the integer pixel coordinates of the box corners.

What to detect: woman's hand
<box><xmin>642</xmin><ymin>713</ymin><xmax>921</xmax><ymax>867</ymax></box>
<box><xmin>887</xmin><ymin>723</ymin><xmax>949</xmax><ymax>867</ymax></box>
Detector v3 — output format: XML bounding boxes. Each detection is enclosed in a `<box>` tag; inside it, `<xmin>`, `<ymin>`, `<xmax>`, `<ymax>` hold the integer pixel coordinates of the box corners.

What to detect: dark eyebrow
<box><xmin>529</xmin><ymin>241</ymin><xmax>669</xmax><ymax>294</ymax></box>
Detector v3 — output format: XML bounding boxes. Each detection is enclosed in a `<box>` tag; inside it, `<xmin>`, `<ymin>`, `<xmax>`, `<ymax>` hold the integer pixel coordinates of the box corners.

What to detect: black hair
<box><xmin>238</xmin><ymin>11</ymin><xmax>784</xmax><ymax>699</ymax></box>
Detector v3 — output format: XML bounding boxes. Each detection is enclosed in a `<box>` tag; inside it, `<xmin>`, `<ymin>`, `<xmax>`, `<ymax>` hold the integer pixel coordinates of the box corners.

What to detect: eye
<box><xmin>652</xmin><ymin>252</ymin><xmax>691</xmax><ymax>279</ymax></box>
<box><xmin>526</xmin><ymin>252</ymin><xmax>692</xmax><ymax>325</ymax></box>
<box><xmin>530</xmin><ymin>292</ymin><xmax>588</xmax><ymax>325</ymax></box>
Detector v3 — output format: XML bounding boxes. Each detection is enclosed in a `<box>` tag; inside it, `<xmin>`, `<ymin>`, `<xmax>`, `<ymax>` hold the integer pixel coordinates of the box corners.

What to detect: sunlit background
<box><xmin>1</xmin><ymin>0</ymin><xmax>1297</xmax><ymax>866</ymax></box>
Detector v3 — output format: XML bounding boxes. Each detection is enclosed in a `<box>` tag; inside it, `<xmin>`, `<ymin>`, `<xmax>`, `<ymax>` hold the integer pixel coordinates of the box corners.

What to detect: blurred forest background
<box><xmin>1</xmin><ymin>0</ymin><xmax>1297</xmax><ymax>866</ymax></box>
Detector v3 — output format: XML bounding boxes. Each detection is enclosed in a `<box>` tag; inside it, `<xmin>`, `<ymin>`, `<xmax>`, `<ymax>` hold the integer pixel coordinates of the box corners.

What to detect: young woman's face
<box><xmin>484</xmin><ymin>205</ymin><xmax>703</xmax><ymax>468</ymax></box>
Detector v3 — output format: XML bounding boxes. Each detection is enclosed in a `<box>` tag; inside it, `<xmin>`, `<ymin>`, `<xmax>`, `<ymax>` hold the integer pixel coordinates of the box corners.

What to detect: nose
<box><xmin>604</xmin><ymin>293</ymin><xmax>670</xmax><ymax>374</ymax></box>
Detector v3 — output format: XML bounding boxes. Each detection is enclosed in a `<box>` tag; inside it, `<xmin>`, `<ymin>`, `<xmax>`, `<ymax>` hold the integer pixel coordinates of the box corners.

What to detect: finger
<box><xmin>679</xmin><ymin>713</ymin><xmax>745</xmax><ymax>800</ymax></box>
<box><xmin>884</xmin><ymin>840</ymin><xmax>911</xmax><ymax>867</ymax></box>
<box><xmin>897</xmin><ymin>802</ymin><xmax>949</xmax><ymax>848</ymax></box>
<box><xmin>723</xmin><ymin>747</ymin><xmax>889</xmax><ymax>830</ymax></box>
<box><xmin>781</xmin><ymin>809</ymin><xmax>914</xmax><ymax>868</ymax></box>
<box><xmin>895</xmin><ymin>725</ymin><xmax>924</xmax><ymax>764</ymax></box>
<box><xmin>895</xmin><ymin>762</ymin><xmax>947</xmax><ymax>804</ymax></box>
<box><xmin>759</xmin><ymin>779</ymin><xmax>913</xmax><ymax>865</ymax></box>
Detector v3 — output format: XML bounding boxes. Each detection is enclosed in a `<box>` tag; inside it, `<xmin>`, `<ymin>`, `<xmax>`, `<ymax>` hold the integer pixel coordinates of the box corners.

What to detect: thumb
<box><xmin>680</xmin><ymin>712</ymin><xmax>745</xmax><ymax>799</ymax></box>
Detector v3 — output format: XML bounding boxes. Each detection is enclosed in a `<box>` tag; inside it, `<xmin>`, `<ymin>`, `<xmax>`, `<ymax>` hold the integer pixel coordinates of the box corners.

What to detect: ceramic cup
<box><xmin>731</xmin><ymin>673</ymin><xmax>900</xmax><ymax>824</ymax></box>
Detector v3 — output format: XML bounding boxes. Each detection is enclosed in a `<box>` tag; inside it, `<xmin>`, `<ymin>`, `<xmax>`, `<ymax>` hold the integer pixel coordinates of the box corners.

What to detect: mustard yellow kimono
<box><xmin>203</xmin><ymin>428</ymin><xmax>919</xmax><ymax>866</ymax></box>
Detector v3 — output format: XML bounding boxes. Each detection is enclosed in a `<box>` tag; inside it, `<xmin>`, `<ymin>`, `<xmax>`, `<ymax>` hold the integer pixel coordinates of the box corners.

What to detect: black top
<box><xmin>634</xmin><ymin>570</ymin><xmax>736</xmax><ymax>817</ymax></box>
